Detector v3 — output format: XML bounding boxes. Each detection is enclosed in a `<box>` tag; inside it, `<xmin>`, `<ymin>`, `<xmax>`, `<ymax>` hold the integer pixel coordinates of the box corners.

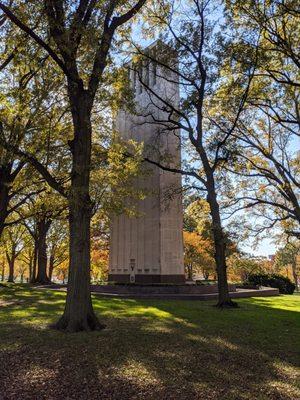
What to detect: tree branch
<box><xmin>0</xmin><ymin>2</ymin><xmax>71</xmax><ymax>78</ymax></box>
<box><xmin>0</xmin><ymin>125</ymin><xmax>67</xmax><ymax>198</ymax></box>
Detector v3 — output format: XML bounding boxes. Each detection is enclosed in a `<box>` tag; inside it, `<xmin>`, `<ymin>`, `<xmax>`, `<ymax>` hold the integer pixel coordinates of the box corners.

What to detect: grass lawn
<box><xmin>0</xmin><ymin>285</ymin><xmax>299</xmax><ymax>400</ymax></box>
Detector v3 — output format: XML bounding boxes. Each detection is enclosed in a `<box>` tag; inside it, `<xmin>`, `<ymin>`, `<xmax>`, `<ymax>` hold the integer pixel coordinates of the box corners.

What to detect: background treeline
<box><xmin>0</xmin><ymin>0</ymin><xmax>299</xmax><ymax>331</ymax></box>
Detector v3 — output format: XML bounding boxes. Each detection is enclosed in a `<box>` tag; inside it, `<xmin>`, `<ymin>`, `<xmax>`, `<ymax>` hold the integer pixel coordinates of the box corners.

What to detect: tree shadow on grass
<box><xmin>0</xmin><ymin>288</ymin><xmax>299</xmax><ymax>400</ymax></box>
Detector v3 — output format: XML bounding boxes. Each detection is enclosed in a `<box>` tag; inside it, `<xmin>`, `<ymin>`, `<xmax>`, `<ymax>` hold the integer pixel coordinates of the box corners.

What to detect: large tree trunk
<box><xmin>7</xmin><ymin>261</ymin><xmax>14</xmax><ymax>282</ymax></box>
<box><xmin>207</xmin><ymin>187</ymin><xmax>237</xmax><ymax>308</ymax></box>
<box><xmin>7</xmin><ymin>250</ymin><xmax>15</xmax><ymax>283</ymax></box>
<box><xmin>35</xmin><ymin>218</ymin><xmax>51</xmax><ymax>284</ymax></box>
<box><xmin>54</xmin><ymin>90</ymin><xmax>104</xmax><ymax>332</ymax></box>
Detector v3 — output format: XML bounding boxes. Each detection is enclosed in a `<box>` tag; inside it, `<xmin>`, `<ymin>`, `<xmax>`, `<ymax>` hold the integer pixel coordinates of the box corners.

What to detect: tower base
<box><xmin>108</xmin><ymin>274</ymin><xmax>186</xmax><ymax>284</ymax></box>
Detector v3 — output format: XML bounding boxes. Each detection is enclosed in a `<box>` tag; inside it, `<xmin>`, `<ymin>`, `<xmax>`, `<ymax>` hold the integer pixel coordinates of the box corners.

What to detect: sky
<box><xmin>244</xmin><ymin>238</ymin><xmax>276</xmax><ymax>258</ymax></box>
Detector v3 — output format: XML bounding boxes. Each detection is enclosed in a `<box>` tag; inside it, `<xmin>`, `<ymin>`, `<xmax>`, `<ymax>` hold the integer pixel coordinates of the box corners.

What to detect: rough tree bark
<box><xmin>35</xmin><ymin>217</ymin><xmax>51</xmax><ymax>284</ymax></box>
<box><xmin>30</xmin><ymin>239</ymin><xmax>38</xmax><ymax>283</ymax></box>
<box><xmin>54</xmin><ymin>90</ymin><xmax>104</xmax><ymax>331</ymax></box>
<box><xmin>207</xmin><ymin>179</ymin><xmax>237</xmax><ymax>308</ymax></box>
<box><xmin>0</xmin><ymin>0</ymin><xmax>147</xmax><ymax>332</ymax></box>
<box><xmin>6</xmin><ymin>248</ymin><xmax>16</xmax><ymax>282</ymax></box>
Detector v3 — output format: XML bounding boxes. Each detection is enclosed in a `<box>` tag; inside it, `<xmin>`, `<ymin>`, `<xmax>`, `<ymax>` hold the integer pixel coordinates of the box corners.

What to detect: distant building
<box><xmin>109</xmin><ymin>42</ymin><xmax>185</xmax><ymax>283</ymax></box>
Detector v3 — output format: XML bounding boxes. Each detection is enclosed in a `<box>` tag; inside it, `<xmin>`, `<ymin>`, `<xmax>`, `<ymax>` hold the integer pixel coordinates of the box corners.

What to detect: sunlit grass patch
<box><xmin>245</xmin><ymin>294</ymin><xmax>300</xmax><ymax>311</ymax></box>
<box><xmin>0</xmin><ymin>285</ymin><xmax>299</xmax><ymax>400</ymax></box>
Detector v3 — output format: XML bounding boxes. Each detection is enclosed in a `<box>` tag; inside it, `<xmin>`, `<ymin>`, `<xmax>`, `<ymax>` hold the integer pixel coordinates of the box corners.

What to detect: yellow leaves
<box><xmin>90</xmin><ymin>135</ymin><xmax>146</xmax><ymax>216</ymax></box>
<box><xmin>110</xmin><ymin>67</ymin><xmax>135</xmax><ymax>115</ymax></box>
<box><xmin>185</xmin><ymin>199</ymin><xmax>211</xmax><ymax>236</ymax></box>
<box><xmin>184</xmin><ymin>231</ymin><xmax>211</xmax><ymax>251</ymax></box>
<box><xmin>183</xmin><ymin>231</ymin><xmax>215</xmax><ymax>269</ymax></box>
<box><xmin>186</xmin><ymin>199</ymin><xmax>210</xmax><ymax>219</ymax></box>
<box><xmin>107</xmin><ymin>138</ymin><xmax>143</xmax><ymax>184</ymax></box>
<box><xmin>90</xmin><ymin>238</ymin><xmax>109</xmax><ymax>281</ymax></box>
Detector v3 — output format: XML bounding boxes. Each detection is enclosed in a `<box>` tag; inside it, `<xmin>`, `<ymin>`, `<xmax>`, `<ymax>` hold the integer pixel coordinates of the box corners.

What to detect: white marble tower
<box><xmin>109</xmin><ymin>42</ymin><xmax>185</xmax><ymax>283</ymax></box>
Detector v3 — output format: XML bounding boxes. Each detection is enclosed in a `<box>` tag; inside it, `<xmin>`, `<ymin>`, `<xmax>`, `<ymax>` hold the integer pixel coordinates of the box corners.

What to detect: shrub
<box><xmin>246</xmin><ymin>273</ymin><xmax>295</xmax><ymax>294</ymax></box>
<box><xmin>196</xmin><ymin>280</ymin><xmax>216</xmax><ymax>285</ymax></box>
<box><xmin>112</xmin><ymin>282</ymin><xmax>185</xmax><ymax>287</ymax></box>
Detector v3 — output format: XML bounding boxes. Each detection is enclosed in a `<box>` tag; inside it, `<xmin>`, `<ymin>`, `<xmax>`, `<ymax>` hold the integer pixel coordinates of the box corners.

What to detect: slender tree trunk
<box><xmin>203</xmin><ymin>270</ymin><xmax>209</xmax><ymax>280</ymax></box>
<box><xmin>196</xmin><ymin>122</ymin><xmax>236</xmax><ymax>307</ymax></box>
<box><xmin>207</xmin><ymin>186</ymin><xmax>237</xmax><ymax>308</ymax></box>
<box><xmin>35</xmin><ymin>218</ymin><xmax>51</xmax><ymax>284</ymax></box>
<box><xmin>54</xmin><ymin>90</ymin><xmax>104</xmax><ymax>332</ymax></box>
<box><xmin>7</xmin><ymin>251</ymin><xmax>15</xmax><ymax>283</ymax></box>
<box><xmin>187</xmin><ymin>264</ymin><xmax>193</xmax><ymax>280</ymax></box>
<box><xmin>49</xmin><ymin>254</ymin><xmax>54</xmax><ymax>282</ymax></box>
<box><xmin>30</xmin><ymin>239</ymin><xmax>38</xmax><ymax>283</ymax></box>
<box><xmin>28</xmin><ymin>254</ymin><xmax>33</xmax><ymax>282</ymax></box>
<box><xmin>1</xmin><ymin>261</ymin><xmax>5</xmax><ymax>281</ymax></box>
<box><xmin>292</xmin><ymin>261</ymin><xmax>299</xmax><ymax>291</ymax></box>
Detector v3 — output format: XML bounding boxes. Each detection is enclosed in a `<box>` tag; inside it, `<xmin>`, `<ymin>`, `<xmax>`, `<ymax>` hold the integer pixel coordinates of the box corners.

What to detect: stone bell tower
<box><xmin>109</xmin><ymin>41</ymin><xmax>185</xmax><ymax>283</ymax></box>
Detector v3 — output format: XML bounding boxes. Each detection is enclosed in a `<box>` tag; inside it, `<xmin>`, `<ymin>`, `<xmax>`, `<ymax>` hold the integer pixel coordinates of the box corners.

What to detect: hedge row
<box><xmin>246</xmin><ymin>273</ymin><xmax>295</xmax><ymax>294</ymax></box>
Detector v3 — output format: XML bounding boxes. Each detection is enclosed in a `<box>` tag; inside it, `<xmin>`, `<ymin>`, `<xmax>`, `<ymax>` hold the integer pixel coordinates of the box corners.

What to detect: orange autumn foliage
<box><xmin>183</xmin><ymin>231</ymin><xmax>216</xmax><ymax>280</ymax></box>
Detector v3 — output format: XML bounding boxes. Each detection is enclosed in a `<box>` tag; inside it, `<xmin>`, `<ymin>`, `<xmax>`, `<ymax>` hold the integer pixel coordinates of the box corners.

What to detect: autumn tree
<box><xmin>184</xmin><ymin>198</ymin><xmax>237</xmax><ymax>281</ymax></box>
<box><xmin>183</xmin><ymin>231</ymin><xmax>215</xmax><ymax>280</ymax></box>
<box><xmin>135</xmin><ymin>1</ymin><xmax>253</xmax><ymax>307</ymax></box>
<box><xmin>0</xmin><ymin>13</ymin><xmax>26</xmax><ymax>238</ymax></box>
<box><xmin>0</xmin><ymin>17</ymin><xmax>65</xmax><ymax>239</ymax></box>
<box><xmin>0</xmin><ymin>0</ymin><xmax>147</xmax><ymax>331</ymax></box>
<box><xmin>55</xmin><ymin>260</ymin><xmax>69</xmax><ymax>285</ymax></box>
<box><xmin>16</xmin><ymin>260</ymin><xmax>28</xmax><ymax>283</ymax></box>
<box><xmin>2</xmin><ymin>225</ymin><xmax>26</xmax><ymax>282</ymax></box>
<box><xmin>31</xmin><ymin>193</ymin><xmax>67</xmax><ymax>284</ymax></box>
<box><xmin>275</xmin><ymin>239</ymin><xmax>300</xmax><ymax>290</ymax></box>
<box><xmin>47</xmin><ymin>219</ymin><xmax>68</xmax><ymax>282</ymax></box>
<box><xmin>227</xmin><ymin>253</ymin><xmax>265</xmax><ymax>282</ymax></box>
<box><xmin>0</xmin><ymin>247</ymin><xmax>6</xmax><ymax>281</ymax></box>
<box><xmin>19</xmin><ymin>235</ymin><xmax>35</xmax><ymax>283</ymax></box>
<box><xmin>131</xmin><ymin>0</ymin><xmax>256</xmax><ymax>307</ymax></box>
<box><xmin>223</xmin><ymin>0</ymin><xmax>300</xmax><ymax>236</ymax></box>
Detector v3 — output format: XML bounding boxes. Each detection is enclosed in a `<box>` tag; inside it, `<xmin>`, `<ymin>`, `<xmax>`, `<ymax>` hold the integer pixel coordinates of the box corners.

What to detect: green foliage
<box><xmin>223</xmin><ymin>0</ymin><xmax>300</xmax><ymax>232</ymax></box>
<box><xmin>247</xmin><ymin>273</ymin><xmax>296</xmax><ymax>294</ymax></box>
<box><xmin>227</xmin><ymin>253</ymin><xmax>266</xmax><ymax>281</ymax></box>
<box><xmin>275</xmin><ymin>240</ymin><xmax>300</xmax><ymax>269</ymax></box>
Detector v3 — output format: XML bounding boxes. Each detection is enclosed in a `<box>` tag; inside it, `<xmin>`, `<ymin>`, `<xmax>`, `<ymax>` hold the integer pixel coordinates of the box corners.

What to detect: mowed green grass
<box><xmin>0</xmin><ymin>285</ymin><xmax>299</xmax><ymax>400</ymax></box>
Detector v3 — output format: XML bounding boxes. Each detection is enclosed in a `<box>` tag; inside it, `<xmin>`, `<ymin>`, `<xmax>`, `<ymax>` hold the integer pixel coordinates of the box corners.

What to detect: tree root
<box><xmin>215</xmin><ymin>299</ymin><xmax>239</xmax><ymax>308</ymax></box>
<box><xmin>51</xmin><ymin>313</ymin><xmax>106</xmax><ymax>333</ymax></box>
